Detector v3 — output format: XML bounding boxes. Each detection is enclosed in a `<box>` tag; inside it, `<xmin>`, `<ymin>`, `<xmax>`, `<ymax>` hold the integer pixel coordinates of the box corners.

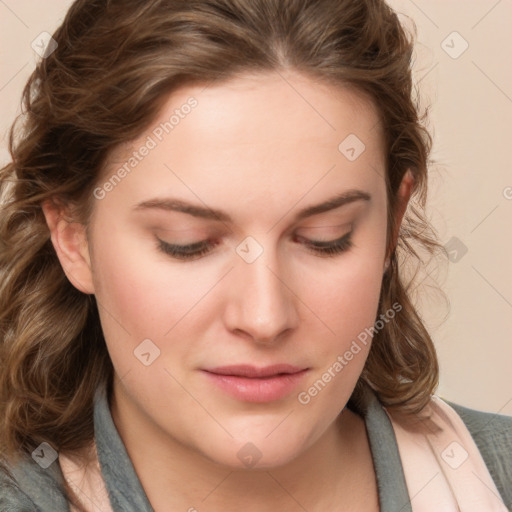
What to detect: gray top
<box><xmin>1</xmin><ymin>382</ymin><xmax>511</xmax><ymax>511</ymax></box>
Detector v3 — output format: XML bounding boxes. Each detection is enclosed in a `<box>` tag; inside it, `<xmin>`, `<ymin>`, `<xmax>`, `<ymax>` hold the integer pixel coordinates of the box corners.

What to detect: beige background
<box><xmin>1</xmin><ymin>1</ymin><xmax>510</xmax><ymax>414</ymax></box>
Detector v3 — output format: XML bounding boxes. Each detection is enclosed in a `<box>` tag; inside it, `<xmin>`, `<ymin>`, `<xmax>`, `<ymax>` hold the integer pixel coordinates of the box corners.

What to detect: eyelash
<box><xmin>157</xmin><ymin>232</ymin><xmax>353</xmax><ymax>261</ymax></box>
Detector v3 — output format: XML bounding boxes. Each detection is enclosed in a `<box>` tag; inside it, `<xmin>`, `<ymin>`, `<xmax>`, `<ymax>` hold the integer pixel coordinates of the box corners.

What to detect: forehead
<box><xmin>98</xmin><ymin>70</ymin><xmax>386</xmax><ymax>221</ymax></box>
<box><xmin>160</xmin><ymin>71</ymin><xmax>383</xmax><ymax>159</ymax></box>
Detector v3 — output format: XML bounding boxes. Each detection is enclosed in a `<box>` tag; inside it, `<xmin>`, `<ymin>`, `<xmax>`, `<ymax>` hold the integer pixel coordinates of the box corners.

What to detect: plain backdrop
<box><xmin>0</xmin><ymin>0</ymin><xmax>511</xmax><ymax>415</ymax></box>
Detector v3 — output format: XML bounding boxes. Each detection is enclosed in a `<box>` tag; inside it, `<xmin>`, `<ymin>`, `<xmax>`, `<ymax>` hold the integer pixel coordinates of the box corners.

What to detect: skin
<box><xmin>44</xmin><ymin>70</ymin><xmax>413</xmax><ymax>511</ymax></box>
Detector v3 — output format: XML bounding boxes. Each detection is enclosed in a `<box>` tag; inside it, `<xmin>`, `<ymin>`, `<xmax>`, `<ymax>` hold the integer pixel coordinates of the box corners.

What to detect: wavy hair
<box><xmin>0</xmin><ymin>0</ymin><xmax>441</xmax><ymax>474</ymax></box>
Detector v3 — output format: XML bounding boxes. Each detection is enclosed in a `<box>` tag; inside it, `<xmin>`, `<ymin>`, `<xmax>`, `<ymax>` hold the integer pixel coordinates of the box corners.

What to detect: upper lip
<box><xmin>203</xmin><ymin>364</ymin><xmax>307</xmax><ymax>378</ymax></box>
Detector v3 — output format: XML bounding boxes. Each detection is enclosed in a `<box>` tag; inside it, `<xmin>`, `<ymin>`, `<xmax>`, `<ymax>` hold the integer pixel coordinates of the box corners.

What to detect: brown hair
<box><xmin>1</xmin><ymin>0</ymin><xmax>441</xmax><ymax>471</ymax></box>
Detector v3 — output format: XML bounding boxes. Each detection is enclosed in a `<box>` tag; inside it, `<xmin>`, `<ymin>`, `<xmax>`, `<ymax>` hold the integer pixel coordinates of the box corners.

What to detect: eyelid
<box><xmin>157</xmin><ymin>229</ymin><xmax>351</xmax><ymax>250</ymax></box>
<box><xmin>301</xmin><ymin>231</ymin><xmax>350</xmax><ymax>244</ymax></box>
<box><xmin>297</xmin><ymin>222</ymin><xmax>352</xmax><ymax>232</ymax></box>
<box><xmin>155</xmin><ymin>222</ymin><xmax>354</xmax><ymax>245</ymax></box>
<box><xmin>296</xmin><ymin>222</ymin><xmax>352</xmax><ymax>239</ymax></box>
<box><xmin>157</xmin><ymin>238</ymin><xmax>215</xmax><ymax>261</ymax></box>
<box><xmin>156</xmin><ymin>226</ymin><xmax>354</xmax><ymax>261</ymax></box>
<box><xmin>295</xmin><ymin>230</ymin><xmax>352</xmax><ymax>247</ymax></box>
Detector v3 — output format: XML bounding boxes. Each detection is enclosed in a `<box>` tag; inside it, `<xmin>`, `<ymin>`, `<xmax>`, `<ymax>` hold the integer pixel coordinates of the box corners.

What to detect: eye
<box><xmin>157</xmin><ymin>239</ymin><xmax>217</xmax><ymax>261</ymax></box>
<box><xmin>297</xmin><ymin>231</ymin><xmax>353</xmax><ymax>257</ymax></box>
<box><xmin>156</xmin><ymin>231</ymin><xmax>354</xmax><ymax>261</ymax></box>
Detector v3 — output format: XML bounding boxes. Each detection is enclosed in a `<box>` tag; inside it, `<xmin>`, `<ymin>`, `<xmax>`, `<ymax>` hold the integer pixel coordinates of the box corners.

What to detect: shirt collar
<box><xmin>93</xmin><ymin>382</ymin><xmax>153</xmax><ymax>511</ymax></box>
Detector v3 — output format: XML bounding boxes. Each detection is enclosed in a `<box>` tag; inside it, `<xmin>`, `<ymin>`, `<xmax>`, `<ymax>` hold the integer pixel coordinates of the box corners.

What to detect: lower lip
<box><xmin>202</xmin><ymin>370</ymin><xmax>309</xmax><ymax>403</ymax></box>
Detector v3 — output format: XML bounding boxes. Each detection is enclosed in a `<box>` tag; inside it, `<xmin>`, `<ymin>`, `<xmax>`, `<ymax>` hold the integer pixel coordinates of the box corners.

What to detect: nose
<box><xmin>223</xmin><ymin>243</ymin><xmax>299</xmax><ymax>344</ymax></box>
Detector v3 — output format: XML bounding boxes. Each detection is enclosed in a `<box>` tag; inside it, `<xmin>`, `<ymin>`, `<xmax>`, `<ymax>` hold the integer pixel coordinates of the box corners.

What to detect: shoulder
<box><xmin>0</xmin><ymin>462</ymin><xmax>39</xmax><ymax>511</ymax></box>
<box><xmin>447</xmin><ymin>400</ymin><xmax>512</xmax><ymax>452</ymax></box>
<box><xmin>0</xmin><ymin>453</ymin><xmax>70</xmax><ymax>512</ymax></box>
<box><xmin>445</xmin><ymin>399</ymin><xmax>512</xmax><ymax>507</ymax></box>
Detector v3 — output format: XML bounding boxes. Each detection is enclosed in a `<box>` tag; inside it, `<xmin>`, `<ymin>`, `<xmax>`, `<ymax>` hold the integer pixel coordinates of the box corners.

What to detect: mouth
<box><xmin>201</xmin><ymin>364</ymin><xmax>309</xmax><ymax>402</ymax></box>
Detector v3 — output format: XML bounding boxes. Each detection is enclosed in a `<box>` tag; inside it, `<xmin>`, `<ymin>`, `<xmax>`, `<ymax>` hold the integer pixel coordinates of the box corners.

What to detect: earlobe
<box><xmin>42</xmin><ymin>200</ymin><xmax>95</xmax><ymax>295</ymax></box>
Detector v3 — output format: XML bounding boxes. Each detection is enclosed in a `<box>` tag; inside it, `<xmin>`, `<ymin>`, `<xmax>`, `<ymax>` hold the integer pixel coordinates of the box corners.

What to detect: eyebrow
<box><xmin>133</xmin><ymin>189</ymin><xmax>371</xmax><ymax>224</ymax></box>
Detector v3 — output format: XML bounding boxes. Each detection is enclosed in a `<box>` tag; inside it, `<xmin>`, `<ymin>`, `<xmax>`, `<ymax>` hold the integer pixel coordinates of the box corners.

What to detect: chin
<box><xmin>198</xmin><ymin>431</ymin><xmax>310</xmax><ymax>471</ymax></box>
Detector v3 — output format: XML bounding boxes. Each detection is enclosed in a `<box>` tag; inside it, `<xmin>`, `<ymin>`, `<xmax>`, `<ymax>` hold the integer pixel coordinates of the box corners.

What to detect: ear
<box><xmin>42</xmin><ymin>200</ymin><xmax>95</xmax><ymax>295</ymax></box>
<box><xmin>387</xmin><ymin>169</ymin><xmax>415</xmax><ymax>263</ymax></box>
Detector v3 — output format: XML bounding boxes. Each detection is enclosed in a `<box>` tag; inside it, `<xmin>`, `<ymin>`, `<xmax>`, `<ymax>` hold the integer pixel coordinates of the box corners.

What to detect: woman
<box><xmin>1</xmin><ymin>0</ymin><xmax>510</xmax><ymax>510</ymax></box>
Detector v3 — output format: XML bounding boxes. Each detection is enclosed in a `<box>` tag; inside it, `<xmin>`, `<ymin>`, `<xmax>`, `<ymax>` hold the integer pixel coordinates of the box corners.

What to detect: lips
<box><xmin>202</xmin><ymin>364</ymin><xmax>309</xmax><ymax>402</ymax></box>
<box><xmin>204</xmin><ymin>364</ymin><xmax>306</xmax><ymax>378</ymax></box>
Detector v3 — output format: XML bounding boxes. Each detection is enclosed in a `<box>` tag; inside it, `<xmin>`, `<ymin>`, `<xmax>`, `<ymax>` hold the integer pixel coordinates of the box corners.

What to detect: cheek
<box><xmin>89</xmin><ymin>226</ymin><xmax>187</xmax><ymax>347</ymax></box>
<box><xmin>294</xmin><ymin>255</ymin><xmax>384</xmax><ymax>416</ymax></box>
<box><xmin>306</xmin><ymin>232</ymin><xmax>386</xmax><ymax>340</ymax></box>
<box><xmin>91</xmin><ymin>214</ymin><xmax>197</xmax><ymax>314</ymax></box>
<box><xmin>307</xmin><ymin>261</ymin><xmax>383</xmax><ymax>361</ymax></box>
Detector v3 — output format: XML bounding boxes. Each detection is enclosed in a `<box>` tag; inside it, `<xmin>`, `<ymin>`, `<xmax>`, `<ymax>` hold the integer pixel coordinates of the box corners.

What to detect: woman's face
<box><xmin>84</xmin><ymin>71</ymin><xmax>390</xmax><ymax>468</ymax></box>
